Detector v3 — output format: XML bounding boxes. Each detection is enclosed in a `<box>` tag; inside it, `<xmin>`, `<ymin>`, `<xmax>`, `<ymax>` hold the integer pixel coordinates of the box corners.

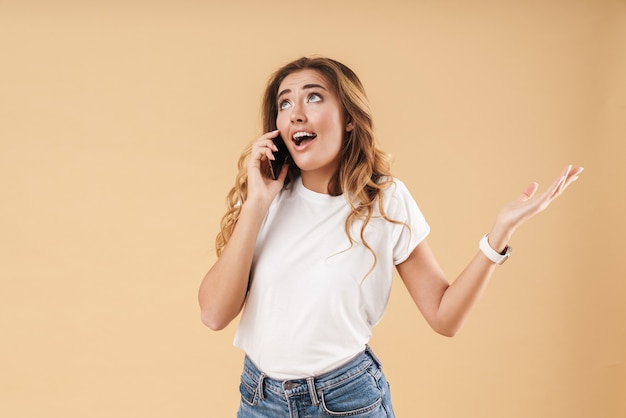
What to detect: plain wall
<box><xmin>1</xmin><ymin>1</ymin><xmax>624</xmax><ymax>417</ymax></box>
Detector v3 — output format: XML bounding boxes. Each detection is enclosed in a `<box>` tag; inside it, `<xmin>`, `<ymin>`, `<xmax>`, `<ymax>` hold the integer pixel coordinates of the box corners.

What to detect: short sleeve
<box><xmin>386</xmin><ymin>179</ymin><xmax>430</xmax><ymax>265</ymax></box>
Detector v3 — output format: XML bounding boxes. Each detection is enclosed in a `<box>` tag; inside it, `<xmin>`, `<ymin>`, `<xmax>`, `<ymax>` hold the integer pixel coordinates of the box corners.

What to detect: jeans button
<box><xmin>283</xmin><ymin>381</ymin><xmax>301</xmax><ymax>390</ymax></box>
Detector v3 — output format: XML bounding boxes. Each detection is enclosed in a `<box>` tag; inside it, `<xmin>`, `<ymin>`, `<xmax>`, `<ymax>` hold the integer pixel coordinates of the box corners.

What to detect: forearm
<box><xmin>436</xmin><ymin>253</ymin><xmax>497</xmax><ymax>336</ymax></box>
<box><xmin>436</xmin><ymin>223</ymin><xmax>514</xmax><ymax>336</ymax></box>
<box><xmin>198</xmin><ymin>200</ymin><xmax>269</xmax><ymax>330</ymax></box>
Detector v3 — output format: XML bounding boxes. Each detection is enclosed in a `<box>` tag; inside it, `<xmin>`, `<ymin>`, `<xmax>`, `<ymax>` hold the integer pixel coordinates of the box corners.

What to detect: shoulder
<box><xmin>380</xmin><ymin>176</ymin><xmax>415</xmax><ymax>203</ymax></box>
<box><xmin>378</xmin><ymin>176</ymin><xmax>428</xmax><ymax>221</ymax></box>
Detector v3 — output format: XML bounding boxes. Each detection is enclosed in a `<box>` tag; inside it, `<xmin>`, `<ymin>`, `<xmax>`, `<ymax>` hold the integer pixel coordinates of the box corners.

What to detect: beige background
<box><xmin>1</xmin><ymin>1</ymin><xmax>625</xmax><ymax>417</ymax></box>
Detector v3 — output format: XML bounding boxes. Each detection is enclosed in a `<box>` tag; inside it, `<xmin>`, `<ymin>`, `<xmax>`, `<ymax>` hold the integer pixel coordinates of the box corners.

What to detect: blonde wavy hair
<box><xmin>215</xmin><ymin>57</ymin><xmax>404</xmax><ymax>272</ymax></box>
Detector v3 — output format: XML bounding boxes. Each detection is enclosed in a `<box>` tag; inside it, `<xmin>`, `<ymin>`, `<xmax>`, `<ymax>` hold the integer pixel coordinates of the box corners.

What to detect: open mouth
<box><xmin>292</xmin><ymin>131</ymin><xmax>317</xmax><ymax>146</ymax></box>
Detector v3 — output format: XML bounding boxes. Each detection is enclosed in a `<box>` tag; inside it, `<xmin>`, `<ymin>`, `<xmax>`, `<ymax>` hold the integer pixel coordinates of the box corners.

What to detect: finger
<box><xmin>263</xmin><ymin>129</ymin><xmax>281</xmax><ymax>150</ymax></box>
<box><xmin>562</xmin><ymin>164</ymin><xmax>573</xmax><ymax>176</ymax></box>
<box><xmin>520</xmin><ymin>182</ymin><xmax>539</xmax><ymax>201</ymax></box>
<box><xmin>253</xmin><ymin>140</ymin><xmax>277</xmax><ymax>153</ymax></box>
<box><xmin>566</xmin><ymin>166</ymin><xmax>584</xmax><ymax>183</ymax></box>
<box><xmin>547</xmin><ymin>166</ymin><xmax>571</xmax><ymax>198</ymax></box>
<box><xmin>553</xmin><ymin>164</ymin><xmax>586</xmax><ymax>196</ymax></box>
<box><xmin>569</xmin><ymin>166</ymin><xmax>584</xmax><ymax>177</ymax></box>
<box><xmin>255</xmin><ymin>130</ymin><xmax>281</xmax><ymax>152</ymax></box>
<box><xmin>554</xmin><ymin>174</ymin><xmax>568</xmax><ymax>197</ymax></box>
<box><xmin>252</xmin><ymin>138</ymin><xmax>280</xmax><ymax>160</ymax></box>
<box><xmin>251</xmin><ymin>144</ymin><xmax>268</xmax><ymax>161</ymax></box>
<box><xmin>560</xmin><ymin>166</ymin><xmax>584</xmax><ymax>191</ymax></box>
<box><xmin>263</xmin><ymin>146</ymin><xmax>275</xmax><ymax>161</ymax></box>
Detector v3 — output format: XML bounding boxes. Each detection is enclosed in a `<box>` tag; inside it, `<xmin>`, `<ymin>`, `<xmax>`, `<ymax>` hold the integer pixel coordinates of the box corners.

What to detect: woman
<box><xmin>198</xmin><ymin>56</ymin><xmax>583</xmax><ymax>417</ymax></box>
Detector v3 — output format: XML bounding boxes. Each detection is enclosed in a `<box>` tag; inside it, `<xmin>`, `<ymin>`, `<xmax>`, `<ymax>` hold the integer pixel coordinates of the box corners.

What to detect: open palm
<box><xmin>498</xmin><ymin>165</ymin><xmax>584</xmax><ymax>230</ymax></box>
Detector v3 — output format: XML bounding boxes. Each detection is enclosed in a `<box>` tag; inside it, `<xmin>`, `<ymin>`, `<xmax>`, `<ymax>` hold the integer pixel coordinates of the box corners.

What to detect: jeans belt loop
<box><xmin>365</xmin><ymin>345</ymin><xmax>384</xmax><ymax>379</ymax></box>
<box><xmin>366</xmin><ymin>345</ymin><xmax>383</xmax><ymax>369</ymax></box>
<box><xmin>258</xmin><ymin>373</ymin><xmax>267</xmax><ymax>401</ymax></box>
<box><xmin>306</xmin><ymin>376</ymin><xmax>320</xmax><ymax>406</ymax></box>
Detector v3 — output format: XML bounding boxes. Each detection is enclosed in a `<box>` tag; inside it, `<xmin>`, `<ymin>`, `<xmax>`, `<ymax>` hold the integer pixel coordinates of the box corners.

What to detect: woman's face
<box><xmin>275</xmin><ymin>69</ymin><xmax>353</xmax><ymax>193</ymax></box>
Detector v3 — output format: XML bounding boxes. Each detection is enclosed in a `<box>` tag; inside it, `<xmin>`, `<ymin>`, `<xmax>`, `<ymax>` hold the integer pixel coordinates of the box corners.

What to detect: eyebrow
<box><xmin>277</xmin><ymin>83</ymin><xmax>327</xmax><ymax>100</ymax></box>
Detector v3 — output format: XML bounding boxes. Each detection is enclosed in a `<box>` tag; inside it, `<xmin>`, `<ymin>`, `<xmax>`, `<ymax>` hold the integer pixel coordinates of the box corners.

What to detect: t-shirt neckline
<box><xmin>294</xmin><ymin>176</ymin><xmax>345</xmax><ymax>204</ymax></box>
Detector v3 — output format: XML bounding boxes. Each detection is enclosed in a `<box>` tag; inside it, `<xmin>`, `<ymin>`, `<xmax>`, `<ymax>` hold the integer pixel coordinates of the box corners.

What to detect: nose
<box><xmin>290</xmin><ymin>103</ymin><xmax>307</xmax><ymax>123</ymax></box>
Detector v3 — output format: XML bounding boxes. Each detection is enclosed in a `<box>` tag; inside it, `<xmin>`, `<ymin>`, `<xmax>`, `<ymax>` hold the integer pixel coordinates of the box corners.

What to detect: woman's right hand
<box><xmin>199</xmin><ymin>130</ymin><xmax>289</xmax><ymax>331</ymax></box>
<box><xmin>246</xmin><ymin>130</ymin><xmax>289</xmax><ymax>205</ymax></box>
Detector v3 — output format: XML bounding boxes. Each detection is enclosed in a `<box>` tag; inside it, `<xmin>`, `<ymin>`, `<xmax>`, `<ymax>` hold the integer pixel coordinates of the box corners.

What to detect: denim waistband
<box><xmin>242</xmin><ymin>346</ymin><xmax>384</xmax><ymax>405</ymax></box>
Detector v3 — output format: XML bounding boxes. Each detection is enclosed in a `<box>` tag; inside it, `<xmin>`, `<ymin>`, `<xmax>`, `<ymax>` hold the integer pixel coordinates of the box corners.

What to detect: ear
<box><xmin>346</xmin><ymin>118</ymin><xmax>354</xmax><ymax>132</ymax></box>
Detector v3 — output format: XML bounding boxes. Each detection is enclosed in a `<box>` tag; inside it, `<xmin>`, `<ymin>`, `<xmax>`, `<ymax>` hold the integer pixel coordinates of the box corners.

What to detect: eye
<box><xmin>278</xmin><ymin>99</ymin><xmax>292</xmax><ymax>110</ymax></box>
<box><xmin>308</xmin><ymin>93</ymin><xmax>322</xmax><ymax>103</ymax></box>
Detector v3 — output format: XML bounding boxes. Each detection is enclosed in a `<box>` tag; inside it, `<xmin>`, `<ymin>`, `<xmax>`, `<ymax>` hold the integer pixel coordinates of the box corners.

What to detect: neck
<box><xmin>300</xmin><ymin>171</ymin><xmax>335</xmax><ymax>194</ymax></box>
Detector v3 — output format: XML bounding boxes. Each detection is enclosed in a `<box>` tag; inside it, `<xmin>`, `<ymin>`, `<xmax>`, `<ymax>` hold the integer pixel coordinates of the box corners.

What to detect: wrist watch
<box><xmin>479</xmin><ymin>233</ymin><xmax>512</xmax><ymax>264</ymax></box>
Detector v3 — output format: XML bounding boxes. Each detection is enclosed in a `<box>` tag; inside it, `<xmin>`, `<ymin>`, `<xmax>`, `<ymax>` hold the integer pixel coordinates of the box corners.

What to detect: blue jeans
<box><xmin>237</xmin><ymin>347</ymin><xmax>396</xmax><ymax>417</ymax></box>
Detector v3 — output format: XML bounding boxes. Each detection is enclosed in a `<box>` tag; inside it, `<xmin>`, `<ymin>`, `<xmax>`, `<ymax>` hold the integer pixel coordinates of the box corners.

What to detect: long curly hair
<box><xmin>215</xmin><ymin>57</ymin><xmax>403</xmax><ymax>273</ymax></box>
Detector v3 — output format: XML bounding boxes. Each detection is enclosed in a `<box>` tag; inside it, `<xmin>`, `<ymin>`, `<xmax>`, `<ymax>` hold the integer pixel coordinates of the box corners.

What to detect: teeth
<box><xmin>293</xmin><ymin>132</ymin><xmax>313</xmax><ymax>139</ymax></box>
<box><xmin>292</xmin><ymin>131</ymin><xmax>316</xmax><ymax>145</ymax></box>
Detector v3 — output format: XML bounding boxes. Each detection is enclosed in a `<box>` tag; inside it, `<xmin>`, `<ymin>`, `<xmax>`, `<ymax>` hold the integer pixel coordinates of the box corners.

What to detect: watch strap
<box><xmin>479</xmin><ymin>233</ymin><xmax>512</xmax><ymax>265</ymax></box>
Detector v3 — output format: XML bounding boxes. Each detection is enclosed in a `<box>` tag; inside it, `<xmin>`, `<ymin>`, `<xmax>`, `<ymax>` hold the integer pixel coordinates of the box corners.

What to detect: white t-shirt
<box><xmin>234</xmin><ymin>176</ymin><xmax>430</xmax><ymax>380</ymax></box>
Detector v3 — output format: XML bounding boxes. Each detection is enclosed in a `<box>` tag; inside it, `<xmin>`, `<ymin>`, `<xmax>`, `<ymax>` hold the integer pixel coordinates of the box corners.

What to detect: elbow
<box><xmin>200</xmin><ymin>310</ymin><xmax>230</xmax><ymax>331</ymax></box>
<box><xmin>436</xmin><ymin>327</ymin><xmax>459</xmax><ymax>338</ymax></box>
<box><xmin>432</xmin><ymin>321</ymin><xmax>461</xmax><ymax>338</ymax></box>
<box><xmin>198</xmin><ymin>295</ymin><xmax>244</xmax><ymax>331</ymax></box>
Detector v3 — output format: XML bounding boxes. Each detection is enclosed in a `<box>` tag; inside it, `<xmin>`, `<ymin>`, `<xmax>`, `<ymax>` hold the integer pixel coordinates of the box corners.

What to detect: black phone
<box><xmin>269</xmin><ymin>135</ymin><xmax>290</xmax><ymax>180</ymax></box>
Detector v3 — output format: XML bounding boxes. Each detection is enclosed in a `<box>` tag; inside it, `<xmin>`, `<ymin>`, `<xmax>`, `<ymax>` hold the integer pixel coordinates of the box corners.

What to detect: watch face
<box><xmin>499</xmin><ymin>246</ymin><xmax>512</xmax><ymax>264</ymax></box>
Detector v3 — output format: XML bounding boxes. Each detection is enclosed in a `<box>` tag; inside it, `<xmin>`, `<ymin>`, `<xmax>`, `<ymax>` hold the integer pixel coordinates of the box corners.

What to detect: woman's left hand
<box><xmin>496</xmin><ymin>164</ymin><xmax>584</xmax><ymax>234</ymax></box>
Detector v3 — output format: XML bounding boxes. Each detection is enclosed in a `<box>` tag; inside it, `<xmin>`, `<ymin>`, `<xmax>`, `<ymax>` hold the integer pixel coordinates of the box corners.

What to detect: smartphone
<box><xmin>269</xmin><ymin>135</ymin><xmax>290</xmax><ymax>180</ymax></box>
